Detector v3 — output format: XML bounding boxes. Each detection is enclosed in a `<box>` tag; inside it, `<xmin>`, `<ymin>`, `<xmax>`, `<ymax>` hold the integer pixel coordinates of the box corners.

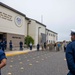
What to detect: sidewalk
<box><xmin>5</xmin><ymin>48</ymin><xmax>37</xmax><ymax>57</ymax></box>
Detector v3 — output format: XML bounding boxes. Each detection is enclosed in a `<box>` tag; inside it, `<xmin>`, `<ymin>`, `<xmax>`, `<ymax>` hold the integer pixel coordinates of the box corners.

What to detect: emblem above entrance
<box><xmin>15</xmin><ymin>16</ymin><xmax>22</xmax><ymax>27</ymax></box>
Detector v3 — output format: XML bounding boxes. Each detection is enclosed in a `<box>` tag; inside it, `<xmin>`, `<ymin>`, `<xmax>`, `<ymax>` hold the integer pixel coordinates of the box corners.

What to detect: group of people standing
<box><xmin>29</xmin><ymin>42</ymin><xmax>39</xmax><ymax>51</ymax></box>
<box><xmin>63</xmin><ymin>41</ymin><xmax>67</xmax><ymax>52</ymax></box>
<box><xmin>54</xmin><ymin>41</ymin><xmax>67</xmax><ymax>52</ymax></box>
<box><xmin>9</xmin><ymin>40</ymin><xmax>23</xmax><ymax>51</ymax></box>
<box><xmin>0</xmin><ymin>39</ymin><xmax>68</xmax><ymax>52</ymax></box>
<box><xmin>0</xmin><ymin>40</ymin><xmax>13</xmax><ymax>51</ymax></box>
<box><xmin>29</xmin><ymin>42</ymin><xmax>46</xmax><ymax>51</ymax></box>
<box><xmin>0</xmin><ymin>40</ymin><xmax>23</xmax><ymax>51</ymax></box>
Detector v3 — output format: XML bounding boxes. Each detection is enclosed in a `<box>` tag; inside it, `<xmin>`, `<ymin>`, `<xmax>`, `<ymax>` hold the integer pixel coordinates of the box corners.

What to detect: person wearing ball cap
<box><xmin>66</xmin><ymin>29</ymin><xmax>75</xmax><ymax>75</ymax></box>
<box><xmin>71</xmin><ymin>29</ymin><xmax>75</xmax><ymax>35</ymax></box>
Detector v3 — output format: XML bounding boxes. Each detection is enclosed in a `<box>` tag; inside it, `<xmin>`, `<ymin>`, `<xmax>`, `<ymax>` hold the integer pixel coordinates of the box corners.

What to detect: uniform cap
<box><xmin>71</xmin><ymin>29</ymin><xmax>75</xmax><ymax>35</ymax></box>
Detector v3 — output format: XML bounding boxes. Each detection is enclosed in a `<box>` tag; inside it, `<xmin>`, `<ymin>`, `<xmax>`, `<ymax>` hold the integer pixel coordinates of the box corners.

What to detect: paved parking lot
<box><xmin>2</xmin><ymin>50</ymin><xmax>68</xmax><ymax>75</ymax></box>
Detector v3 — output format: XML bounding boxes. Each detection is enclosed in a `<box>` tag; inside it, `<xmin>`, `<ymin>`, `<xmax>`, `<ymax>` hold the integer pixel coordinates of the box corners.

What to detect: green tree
<box><xmin>25</xmin><ymin>35</ymin><xmax>34</xmax><ymax>46</ymax></box>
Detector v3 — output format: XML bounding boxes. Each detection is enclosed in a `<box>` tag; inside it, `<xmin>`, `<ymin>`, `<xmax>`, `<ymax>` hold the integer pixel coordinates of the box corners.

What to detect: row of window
<box><xmin>47</xmin><ymin>33</ymin><xmax>55</xmax><ymax>37</ymax></box>
<box><xmin>47</xmin><ymin>40</ymin><xmax>55</xmax><ymax>43</ymax></box>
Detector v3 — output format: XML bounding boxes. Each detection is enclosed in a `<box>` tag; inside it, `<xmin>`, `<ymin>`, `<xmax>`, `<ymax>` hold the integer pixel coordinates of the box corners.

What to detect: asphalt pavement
<box><xmin>2</xmin><ymin>50</ymin><xmax>68</xmax><ymax>75</ymax></box>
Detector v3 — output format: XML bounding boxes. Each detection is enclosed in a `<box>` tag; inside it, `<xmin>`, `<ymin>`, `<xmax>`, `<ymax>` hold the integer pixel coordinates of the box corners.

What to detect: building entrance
<box><xmin>0</xmin><ymin>34</ymin><xmax>3</xmax><ymax>40</ymax></box>
<box><xmin>0</xmin><ymin>33</ymin><xmax>7</xmax><ymax>41</ymax></box>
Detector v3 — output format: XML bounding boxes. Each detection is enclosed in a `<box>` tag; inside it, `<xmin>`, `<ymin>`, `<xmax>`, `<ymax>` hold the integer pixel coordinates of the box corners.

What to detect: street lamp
<box><xmin>38</xmin><ymin>27</ymin><xmax>41</xmax><ymax>44</ymax></box>
<box><xmin>27</xmin><ymin>19</ymin><xmax>31</xmax><ymax>36</ymax></box>
<box><xmin>27</xmin><ymin>19</ymin><xmax>31</xmax><ymax>47</ymax></box>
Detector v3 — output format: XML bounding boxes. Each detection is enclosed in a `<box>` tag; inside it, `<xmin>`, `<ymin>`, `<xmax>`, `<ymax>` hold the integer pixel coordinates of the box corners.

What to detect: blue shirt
<box><xmin>0</xmin><ymin>50</ymin><xmax>7</xmax><ymax>75</ymax></box>
<box><xmin>66</xmin><ymin>41</ymin><xmax>75</xmax><ymax>75</ymax></box>
<box><xmin>58</xmin><ymin>43</ymin><xmax>61</xmax><ymax>47</ymax></box>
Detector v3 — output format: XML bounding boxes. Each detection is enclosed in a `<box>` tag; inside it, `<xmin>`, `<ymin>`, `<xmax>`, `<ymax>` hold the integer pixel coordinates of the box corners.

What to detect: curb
<box><xmin>6</xmin><ymin>51</ymin><xmax>29</xmax><ymax>57</ymax></box>
<box><xmin>5</xmin><ymin>49</ymin><xmax>37</xmax><ymax>57</ymax></box>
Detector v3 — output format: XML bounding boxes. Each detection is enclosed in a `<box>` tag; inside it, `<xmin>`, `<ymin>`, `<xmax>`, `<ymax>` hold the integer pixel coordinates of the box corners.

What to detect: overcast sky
<box><xmin>1</xmin><ymin>0</ymin><xmax>75</xmax><ymax>41</ymax></box>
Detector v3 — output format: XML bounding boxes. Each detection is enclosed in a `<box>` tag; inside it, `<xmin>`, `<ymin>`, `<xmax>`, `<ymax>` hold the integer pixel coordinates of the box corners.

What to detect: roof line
<box><xmin>0</xmin><ymin>2</ymin><xmax>25</xmax><ymax>17</ymax></box>
<box><xmin>25</xmin><ymin>16</ymin><xmax>46</xmax><ymax>27</ymax></box>
<box><xmin>36</xmin><ymin>21</ymin><xmax>46</xmax><ymax>27</ymax></box>
<box><xmin>46</xmin><ymin>28</ymin><xmax>58</xmax><ymax>34</ymax></box>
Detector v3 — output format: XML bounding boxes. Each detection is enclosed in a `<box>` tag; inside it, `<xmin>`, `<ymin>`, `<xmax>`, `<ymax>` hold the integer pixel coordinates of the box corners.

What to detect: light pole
<box><xmin>38</xmin><ymin>27</ymin><xmax>41</xmax><ymax>44</ymax></box>
<box><xmin>27</xmin><ymin>19</ymin><xmax>31</xmax><ymax>47</ymax></box>
<box><xmin>27</xmin><ymin>20</ymin><xmax>31</xmax><ymax>36</ymax></box>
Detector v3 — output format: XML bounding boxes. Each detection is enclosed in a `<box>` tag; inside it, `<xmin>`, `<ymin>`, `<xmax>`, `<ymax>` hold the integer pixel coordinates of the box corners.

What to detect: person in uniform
<box><xmin>44</xmin><ymin>42</ymin><xmax>46</xmax><ymax>50</ymax></box>
<box><xmin>29</xmin><ymin>42</ymin><xmax>32</xmax><ymax>50</ymax></box>
<box><xmin>1</xmin><ymin>40</ymin><xmax>5</xmax><ymax>51</ymax></box>
<box><xmin>0</xmin><ymin>40</ymin><xmax>1</xmax><ymax>49</ymax></box>
<box><xmin>54</xmin><ymin>43</ymin><xmax>57</xmax><ymax>51</ymax></box>
<box><xmin>66</xmin><ymin>29</ymin><xmax>75</xmax><ymax>75</ymax></box>
<box><xmin>19</xmin><ymin>41</ymin><xmax>23</xmax><ymax>50</ymax></box>
<box><xmin>9</xmin><ymin>40</ymin><xmax>12</xmax><ymax>51</ymax></box>
<box><xmin>0</xmin><ymin>50</ymin><xmax>7</xmax><ymax>75</ymax></box>
<box><xmin>4</xmin><ymin>40</ymin><xmax>7</xmax><ymax>50</ymax></box>
<box><xmin>63</xmin><ymin>40</ymin><xmax>67</xmax><ymax>52</ymax></box>
<box><xmin>37</xmin><ymin>43</ymin><xmax>40</xmax><ymax>51</ymax></box>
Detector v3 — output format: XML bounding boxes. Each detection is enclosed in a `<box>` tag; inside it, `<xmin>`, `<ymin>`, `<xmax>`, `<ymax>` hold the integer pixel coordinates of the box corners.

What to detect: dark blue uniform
<box><xmin>1</xmin><ymin>41</ymin><xmax>5</xmax><ymax>51</ymax></box>
<box><xmin>0</xmin><ymin>50</ymin><xmax>7</xmax><ymax>75</ymax></box>
<box><xmin>66</xmin><ymin>40</ymin><xmax>75</xmax><ymax>75</ymax></box>
<box><xmin>19</xmin><ymin>41</ymin><xmax>23</xmax><ymax>50</ymax></box>
<box><xmin>9</xmin><ymin>41</ymin><xmax>12</xmax><ymax>50</ymax></box>
<box><xmin>0</xmin><ymin>42</ymin><xmax>1</xmax><ymax>49</ymax></box>
<box><xmin>4</xmin><ymin>41</ymin><xmax>7</xmax><ymax>50</ymax></box>
<box><xmin>44</xmin><ymin>42</ymin><xmax>46</xmax><ymax>49</ymax></box>
<box><xmin>37</xmin><ymin>44</ymin><xmax>40</xmax><ymax>51</ymax></box>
